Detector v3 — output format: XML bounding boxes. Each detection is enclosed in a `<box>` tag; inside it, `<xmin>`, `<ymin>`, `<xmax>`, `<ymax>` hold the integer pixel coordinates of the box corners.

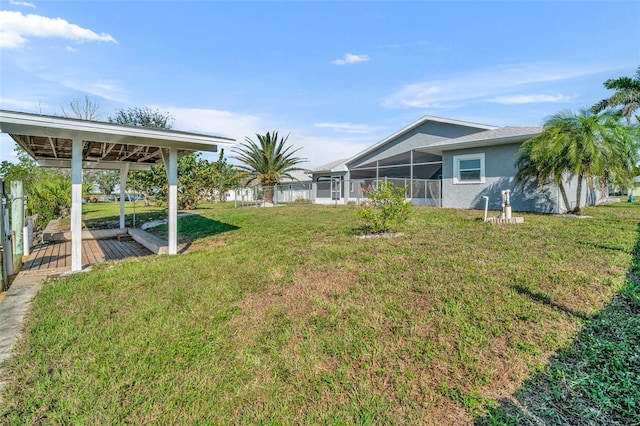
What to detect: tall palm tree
<box><xmin>234</xmin><ymin>131</ymin><xmax>307</xmax><ymax>204</ymax></box>
<box><xmin>592</xmin><ymin>66</ymin><xmax>640</xmax><ymax>122</ymax></box>
<box><xmin>516</xmin><ymin>109</ymin><xmax>639</xmax><ymax>214</ymax></box>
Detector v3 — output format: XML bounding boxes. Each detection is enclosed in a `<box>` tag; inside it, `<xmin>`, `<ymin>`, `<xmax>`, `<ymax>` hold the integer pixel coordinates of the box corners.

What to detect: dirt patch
<box><xmin>229</xmin><ymin>266</ymin><xmax>358</xmax><ymax>335</ymax></box>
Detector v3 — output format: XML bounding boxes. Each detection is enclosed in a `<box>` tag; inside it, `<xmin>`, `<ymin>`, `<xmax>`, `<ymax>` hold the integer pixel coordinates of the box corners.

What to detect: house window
<box><xmin>453</xmin><ymin>153</ymin><xmax>485</xmax><ymax>184</ymax></box>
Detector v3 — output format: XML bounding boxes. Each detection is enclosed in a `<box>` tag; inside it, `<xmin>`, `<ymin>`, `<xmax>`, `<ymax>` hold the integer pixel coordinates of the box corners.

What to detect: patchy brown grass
<box><xmin>1</xmin><ymin>203</ymin><xmax>638</xmax><ymax>424</ymax></box>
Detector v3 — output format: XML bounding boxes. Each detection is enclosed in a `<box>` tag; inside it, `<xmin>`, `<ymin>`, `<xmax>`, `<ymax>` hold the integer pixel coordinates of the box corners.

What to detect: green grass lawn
<box><xmin>58</xmin><ymin>201</ymin><xmax>167</xmax><ymax>230</ymax></box>
<box><xmin>1</xmin><ymin>203</ymin><xmax>638</xmax><ymax>424</ymax></box>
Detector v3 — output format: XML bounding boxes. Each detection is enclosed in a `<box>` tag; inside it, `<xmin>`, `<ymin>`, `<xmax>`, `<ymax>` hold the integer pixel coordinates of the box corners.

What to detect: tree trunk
<box><xmin>574</xmin><ymin>173</ymin><xmax>583</xmax><ymax>215</ymax></box>
<box><xmin>558</xmin><ymin>182</ymin><xmax>571</xmax><ymax>213</ymax></box>
<box><xmin>264</xmin><ymin>186</ymin><xmax>274</xmax><ymax>205</ymax></box>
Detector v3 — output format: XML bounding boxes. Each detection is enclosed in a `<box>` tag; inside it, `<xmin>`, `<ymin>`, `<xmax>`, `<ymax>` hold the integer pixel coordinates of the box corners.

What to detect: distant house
<box><xmin>226</xmin><ymin>170</ymin><xmax>313</xmax><ymax>204</ymax></box>
<box><xmin>273</xmin><ymin>170</ymin><xmax>313</xmax><ymax>203</ymax></box>
<box><xmin>310</xmin><ymin>116</ymin><xmax>605</xmax><ymax>213</ymax></box>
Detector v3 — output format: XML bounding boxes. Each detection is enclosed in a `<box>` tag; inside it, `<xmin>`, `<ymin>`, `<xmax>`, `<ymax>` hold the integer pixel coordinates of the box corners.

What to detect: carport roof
<box><xmin>0</xmin><ymin>109</ymin><xmax>235</xmax><ymax>170</ymax></box>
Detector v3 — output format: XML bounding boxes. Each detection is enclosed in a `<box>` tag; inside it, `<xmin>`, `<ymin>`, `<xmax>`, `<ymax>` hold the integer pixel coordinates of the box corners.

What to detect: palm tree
<box><xmin>515</xmin><ymin>135</ymin><xmax>571</xmax><ymax>212</ymax></box>
<box><xmin>516</xmin><ymin>109</ymin><xmax>639</xmax><ymax>214</ymax></box>
<box><xmin>592</xmin><ymin>66</ymin><xmax>640</xmax><ymax>122</ymax></box>
<box><xmin>233</xmin><ymin>132</ymin><xmax>307</xmax><ymax>204</ymax></box>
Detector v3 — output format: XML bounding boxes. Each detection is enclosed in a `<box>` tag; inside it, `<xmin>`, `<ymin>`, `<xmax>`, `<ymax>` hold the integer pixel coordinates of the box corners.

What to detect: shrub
<box><xmin>28</xmin><ymin>175</ymin><xmax>73</xmax><ymax>224</ymax></box>
<box><xmin>357</xmin><ymin>181</ymin><xmax>411</xmax><ymax>233</ymax></box>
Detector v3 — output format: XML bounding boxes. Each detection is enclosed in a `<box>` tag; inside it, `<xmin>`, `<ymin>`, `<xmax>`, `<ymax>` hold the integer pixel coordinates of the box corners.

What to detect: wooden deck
<box><xmin>22</xmin><ymin>239</ymin><xmax>152</xmax><ymax>274</ymax></box>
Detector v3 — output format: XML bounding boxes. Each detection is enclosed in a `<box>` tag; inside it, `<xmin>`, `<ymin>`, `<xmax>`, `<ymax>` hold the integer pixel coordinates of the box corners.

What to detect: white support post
<box><xmin>10</xmin><ymin>180</ymin><xmax>24</xmax><ymax>272</ymax></box>
<box><xmin>119</xmin><ymin>164</ymin><xmax>129</xmax><ymax>229</ymax></box>
<box><xmin>1</xmin><ymin>182</ymin><xmax>10</xmax><ymax>288</ymax></box>
<box><xmin>71</xmin><ymin>138</ymin><xmax>83</xmax><ymax>272</ymax></box>
<box><xmin>410</xmin><ymin>150</ymin><xmax>414</xmax><ymax>199</ymax></box>
<box><xmin>167</xmin><ymin>147</ymin><xmax>178</xmax><ymax>255</ymax></box>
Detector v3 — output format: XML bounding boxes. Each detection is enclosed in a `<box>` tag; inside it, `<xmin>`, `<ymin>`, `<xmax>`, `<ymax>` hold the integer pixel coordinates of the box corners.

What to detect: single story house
<box><xmin>226</xmin><ymin>170</ymin><xmax>313</xmax><ymax>204</ymax></box>
<box><xmin>310</xmin><ymin>116</ymin><xmax>605</xmax><ymax>213</ymax></box>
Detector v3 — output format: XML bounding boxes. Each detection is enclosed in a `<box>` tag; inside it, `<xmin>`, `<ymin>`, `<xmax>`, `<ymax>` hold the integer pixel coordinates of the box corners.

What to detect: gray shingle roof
<box><xmin>312</xmin><ymin>158</ymin><xmax>349</xmax><ymax>173</ymax></box>
<box><xmin>421</xmin><ymin>126</ymin><xmax>542</xmax><ymax>154</ymax></box>
<box><xmin>279</xmin><ymin>170</ymin><xmax>312</xmax><ymax>183</ymax></box>
<box><xmin>345</xmin><ymin>115</ymin><xmax>498</xmax><ymax>166</ymax></box>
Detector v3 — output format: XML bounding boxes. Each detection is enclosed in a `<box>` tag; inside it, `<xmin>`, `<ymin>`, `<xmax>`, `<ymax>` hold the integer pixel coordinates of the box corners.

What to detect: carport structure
<box><xmin>0</xmin><ymin>109</ymin><xmax>235</xmax><ymax>272</ymax></box>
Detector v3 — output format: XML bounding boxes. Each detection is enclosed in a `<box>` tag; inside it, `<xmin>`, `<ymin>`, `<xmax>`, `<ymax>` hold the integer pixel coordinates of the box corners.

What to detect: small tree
<box><xmin>109</xmin><ymin>107</ymin><xmax>173</xmax><ymax>128</ymax></box>
<box><xmin>357</xmin><ymin>181</ymin><xmax>411</xmax><ymax>234</ymax></box>
<box><xmin>210</xmin><ymin>149</ymin><xmax>240</xmax><ymax>201</ymax></box>
<box><xmin>85</xmin><ymin>170</ymin><xmax>119</xmax><ymax>196</ymax></box>
<box><xmin>61</xmin><ymin>95</ymin><xmax>101</xmax><ymax>120</ymax></box>
<box><xmin>174</xmin><ymin>153</ymin><xmax>215</xmax><ymax>210</ymax></box>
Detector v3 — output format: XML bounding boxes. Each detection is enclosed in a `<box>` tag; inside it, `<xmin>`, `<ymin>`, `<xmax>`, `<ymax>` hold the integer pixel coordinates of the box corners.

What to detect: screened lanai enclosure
<box><xmin>313</xmin><ymin>149</ymin><xmax>443</xmax><ymax>206</ymax></box>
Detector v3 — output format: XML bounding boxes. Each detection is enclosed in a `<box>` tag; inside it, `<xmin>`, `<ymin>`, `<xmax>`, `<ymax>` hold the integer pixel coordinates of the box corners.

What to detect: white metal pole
<box><xmin>167</xmin><ymin>147</ymin><xmax>178</xmax><ymax>255</ymax></box>
<box><xmin>119</xmin><ymin>164</ymin><xmax>129</xmax><ymax>229</ymax></box>
<box><xmin>71</xmin><ymin>138</ymin><xmax>83</xmax><ymax>272</ymax></box>
<box><xmin>10</xmin><ymin>181</ymin><xmax>24</xmax><ymax>272</ymax></box>
<box><xmin>410</xmin><ymin>150</ymin><xmax>414</xmax><ymax>199</ymax></box>
<box><xmin>482</xmin><ymin>196</ymin><xmax>489</xmax><ymax>222</ymax></box>
<box><xmin>0</xmin><ymin>184</ymin><xmax>10</xmax><ymax>288</ymax></box>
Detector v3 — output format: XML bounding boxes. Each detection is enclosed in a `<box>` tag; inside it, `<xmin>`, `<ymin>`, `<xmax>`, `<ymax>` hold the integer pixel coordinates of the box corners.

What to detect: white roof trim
<box><xmin>0</xmin><ymin>109</ymin><xmax>235</xmax><ymax>152</ymax></box>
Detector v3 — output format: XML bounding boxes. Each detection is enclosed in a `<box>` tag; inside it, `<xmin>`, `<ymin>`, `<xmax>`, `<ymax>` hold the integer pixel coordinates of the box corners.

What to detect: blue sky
<box><xmin>1</xmin><ymin>0</ymin><xmax>639</xmax><ymax>168</ymax></box>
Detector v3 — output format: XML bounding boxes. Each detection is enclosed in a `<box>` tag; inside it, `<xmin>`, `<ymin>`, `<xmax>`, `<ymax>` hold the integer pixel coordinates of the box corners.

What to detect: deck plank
<box><xmin>30</xmin><ymin>244</ymin><xmax>48</xmax><ymax>270</ymax></box>
<box><xmin>98</xmin><ymin>240</ymin><xmax>117</xmax><ymax>261</ymax></box>
<box><xmin>109</xmin><ymin>239</ymin><xmax>134</xmax><ymax>258</ymax></box>
<box><xmin>35</xmin><ymin>243</ymin><xmax>49</xmax><ymax>271</ymax></box>
<box><xmin>96</xmin><ymin>239</ymin><xmax>107</xmax><ymax>263</ymax></box>
<box><xmin>81</xmin><ymin>240</ymin><xmax>89</xmax><ymax>268</ymax></box>
<box><xmin>107</xmin><ymin>239</ymin><xmax>134</xmax><ymax>259</ymax></box>
<box><xmin>43</xmin><ymin>242</ymin><xmax>57</xmax><ymax>270</ymax></box>
<box><xmin>23</xmin><ymin>244</ymin><xmax>44</xmax><ymax>270</ymax></box>
<box><xmin>113</xmin><ymin>240</ymin><xmax>135</xmax><ymax>258</ymax></box>
<box><xmin>57</xmin><ymin>241</ymin><xmax>70</xmax><ymax>269</ymax></box>
<box><xmin>84</xmin><ymin>239</ymin><xmax>99</xmax><ymax>265</ymax></box>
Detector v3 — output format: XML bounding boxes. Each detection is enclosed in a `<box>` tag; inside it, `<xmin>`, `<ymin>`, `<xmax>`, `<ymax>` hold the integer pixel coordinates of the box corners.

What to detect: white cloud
<box><xmin>331</xmin><ymin>53</ymin><xmax>370</xmax><ymax>65</ymax></box>
<box><xmin>0</xmin><ymin>97</ymin><xmax>50</xmax><ymax>112</ymax></box>
<box><xmin>66</xmin><ymin>45</ymin><xmax>77</xmax><ymax>53</ymax></box>
<box><xmin>155</xmin><ymin>106</ymin><xmax>372</xmax><ymax>168</ymax></box>
<box><xmin>0</xmin><ymin>11</ymin><xmax>117</xmax><ymax>49</ymax></box>
<box><xmin>381</xmin><ymin>62</ymin><xmax>628</xmax><ymax>109</ymax></box>
<box><xmin>0</xmin><ymin>134</ymin><xmax>20</xmax><ymax>163</ymax></box>
<box><xmin>488</xmin><ymin>94</ymin><xmax>575</xmax><ymax>105</ymax></box>
<box><xmin>9</xmin><ymin>0</ymin><xmax>36</xmax><ymax>8</ymax></box>
<box><xmin>292</xmin><ymin>134</ymin><xmax>371</xmax><ymax>169</ymax></box>
<box><xmin>44</xmin><ymin>77</ymin><xmax>128</xmax><ymax>103</ymax></box>
<box><xmin>313</xmin><ymin>122</ymin><xmax>385</xmax><ymax>134</ymax></box>
<box><xmin>161</xmin><ymin>106</ymin><xmax>264</xmax><ymax>144</ymax></box>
